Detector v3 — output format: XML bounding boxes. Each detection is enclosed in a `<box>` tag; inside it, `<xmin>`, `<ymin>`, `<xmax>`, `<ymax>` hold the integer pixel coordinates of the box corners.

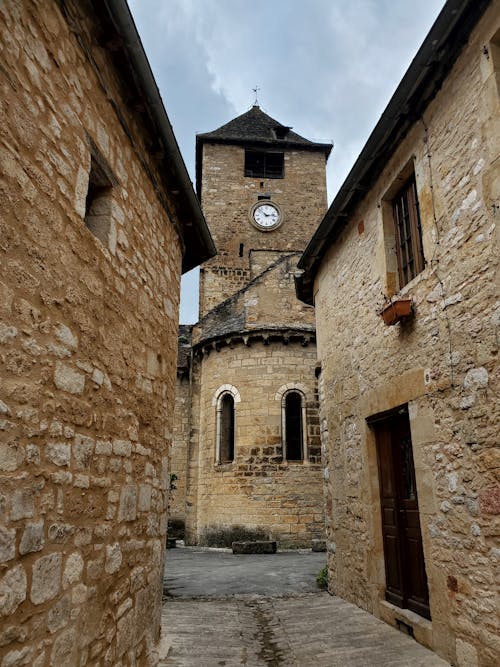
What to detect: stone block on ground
<box><xmin>232</xmin><ymin>540</ymin><xmax>277</xmax><ymax>554</ymax></box>
<box><xmin>311</xmin><ymin>539</ymin><xmax>326</xmax><ymax>552</ymax></box>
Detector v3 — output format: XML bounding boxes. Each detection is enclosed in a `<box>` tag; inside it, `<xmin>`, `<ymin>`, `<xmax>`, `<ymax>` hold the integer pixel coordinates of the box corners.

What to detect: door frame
<box><xmin>367</xmin><ymin>404</ymin><xmax>431</xmax><ymax>620</ymax></box>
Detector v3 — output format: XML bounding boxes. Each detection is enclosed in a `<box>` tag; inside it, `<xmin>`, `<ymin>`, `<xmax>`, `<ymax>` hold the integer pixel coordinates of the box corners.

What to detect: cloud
<box><xmin>129</xmin><ymin>0</ymin><xmax>445</xmax><ymax>322</ymax></box>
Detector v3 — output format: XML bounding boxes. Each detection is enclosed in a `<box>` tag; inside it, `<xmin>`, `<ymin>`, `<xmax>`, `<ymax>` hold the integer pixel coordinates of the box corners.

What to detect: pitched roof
<box><xmin>198</xmin><ymin>105</ymin><xmax>331</xmax><ymax>151</ymax></box>
<box><xmin>295</xmin><ymin>0</ymin><xmax>491</xmax><ymax>304</ymax></box>
<box><xmin>196</xmin><ymin>105</ymin><xmax>332</xmax><ymax>195</ymax></box>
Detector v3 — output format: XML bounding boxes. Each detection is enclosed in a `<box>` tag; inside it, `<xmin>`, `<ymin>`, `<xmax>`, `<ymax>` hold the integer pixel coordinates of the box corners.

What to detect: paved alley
<box><xmin>159</xmin><ymin>548</ymin><xmax>449</xmax><ymax>666</ymax></box>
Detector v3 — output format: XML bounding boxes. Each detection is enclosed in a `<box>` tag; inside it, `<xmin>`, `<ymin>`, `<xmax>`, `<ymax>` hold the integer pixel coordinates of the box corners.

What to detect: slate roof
<box><xmin>196</xmin><ymin>105</ymin><xmax>332</xmax><ymax>195</ymax></box>
<box><xmin>197</xmin><ymin>105</ymin><xmax>331</xmax><ymax>152</ymax></box>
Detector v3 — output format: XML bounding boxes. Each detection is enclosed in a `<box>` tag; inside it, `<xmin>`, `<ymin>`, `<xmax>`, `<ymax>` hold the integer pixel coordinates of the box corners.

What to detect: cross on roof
<box><xmin>252</xmin><ymin>86</ymin><xmax>260</xmax><ymax>106</ymax></box>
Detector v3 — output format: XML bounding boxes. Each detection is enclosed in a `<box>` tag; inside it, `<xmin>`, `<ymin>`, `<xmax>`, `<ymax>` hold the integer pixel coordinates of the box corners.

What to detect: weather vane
<box><xmin>252</xmin><ymin>86</ymin><xmax>260</xmax><ymax>106</ymax></box>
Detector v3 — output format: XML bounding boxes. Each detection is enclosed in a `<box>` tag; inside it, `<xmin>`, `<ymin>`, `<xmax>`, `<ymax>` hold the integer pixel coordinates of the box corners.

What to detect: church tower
<box><xmin>170</xmin><ymin>106</ymin><xmax>332</xmax><ymax>548</ymax></box>
<box><xmin>196</xmin><ymin>104</ymin><xmax>331</xmax><ymax>316</ymax></box>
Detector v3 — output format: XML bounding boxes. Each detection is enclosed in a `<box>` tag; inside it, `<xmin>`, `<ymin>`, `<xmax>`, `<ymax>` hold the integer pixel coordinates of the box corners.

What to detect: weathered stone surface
<box><xmin>47</xmin><ymin>595</ymin><xmax>70</xmax><ymax>634</ymax></box>
<box><xmin>30</xmin><ymin>553</ymin><xmax>62</xmax><ymax>605</ymax></box>
<box><xmin>0</xmin><ymin>528</ymin><xmax>16</xmax><ymax>564</ymax></box>
<box><xmin>62</xmin><ymin>552</ymin><xmax>83</xmax><ymax>588</ymax></box>
<box><xmin>19</xmin><ymin>522</ymin><xmax>44</xmax><ymax>555</ymax></box>
<box><xmin>10</xmin><ymin>489</ymin><xmax>34</xmax><ymax>521</ymax></box>
<box><xmin>0</xmin><ymin>646</ymin><xmax>33</xmax><ymax>667</ymax></box>
<box><xmin>54</xmin><ymin>324</ymin><xmax>78</xmax><ymax>351</ymax></box>
<box><xmin>0</xmin><ymin>444</ymin><xmax>24</xmax><ymax>473</ymax></box>
<box><xmin>0</xmin><ymin>566</ymin><xmax>27</xmax><ymax>617</ymax></box>
<box><xmin>232</xmin><ymin>540</ymin><xmax>277</xmax><ymax>554</ymax></box>
<box><xmin>105</xmin><ymin>543</ymin><xmax>122</xmax><ymax>574</ymax></box>
<box><xmin>73</xmin><ymin>434</ymin><xmax>94</xmax><ymax>470</ymax></box>
<box><xmin>45</xmin><ymin>442</ymin><xmax>71</xmax><ymax>467</ymax></box>
<box><xmin>53</xmin><ymin>362</ymin><xmax>85</xmax><ymax>395</ymax></box>
<box><xmin>118</xmin><ymin>485</ymin><xmax>137</xmax><ymax>522</ymax></box>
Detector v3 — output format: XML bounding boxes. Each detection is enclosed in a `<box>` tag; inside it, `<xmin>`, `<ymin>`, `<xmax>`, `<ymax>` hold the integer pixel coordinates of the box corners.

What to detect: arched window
<box><xmin>284</xmin><ymin>390</ymin><xmax>304</xmax><ymax>461</ymax></box>
<box><xmin>219</xmin><ymin>393</ymin><xmax>235</xmax><ymax>463</ymax></box>
<box><xmin>213</xmin><ymin>385</ymin><xmax>240</xmax><ymax>464</ymax></box>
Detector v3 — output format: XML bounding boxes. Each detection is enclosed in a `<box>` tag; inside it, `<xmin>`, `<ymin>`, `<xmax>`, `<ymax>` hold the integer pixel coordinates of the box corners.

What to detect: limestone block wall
<box><xmin>0</xmin><ymin>2</ymin><xmax>182</xmax><ymax>665</ymax></box>
<box><xmin>170</xmin><ymin>374</ymin><xmax>190</xmax><ymax>528</ymax></box>
<box><xmin>313</xmin><ymin>6</ymin><xmax>499</xmax><ymax>666</ymax></box>
<box><xmin>186</xmin><ymin>340</ymin><xmax>324</xmax><ymax>548</ymax></box>
<box><xmin>199</xmin><ymin>144</ymin><xmax>328</xmax><ymax>316</ymax></box>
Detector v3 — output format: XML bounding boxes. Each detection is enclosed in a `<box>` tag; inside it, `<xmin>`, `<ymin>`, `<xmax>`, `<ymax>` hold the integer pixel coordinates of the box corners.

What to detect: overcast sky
<box><xmin>128</xmin><ymin>0</ymin><xmax>445</xmax><ymax>323</ymax></box>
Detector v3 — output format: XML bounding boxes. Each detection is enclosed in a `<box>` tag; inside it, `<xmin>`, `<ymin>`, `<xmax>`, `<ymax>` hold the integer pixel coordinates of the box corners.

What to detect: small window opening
<box><xmin>84</xmin><ymin>154</ymin><xmax>113</xmax><ymax>245</ymax></box>
<box><xmin>245</xmin><ymin>150</ymin><xmax>284</xmax><ymax>179</ymax></box>
<box><xmin>257</xmin><ymin>194</ymin><xmax>271</xmax><ymax>201</ymax></box>
<box><xmin>239</xmin><ymin>243</ymin><xmax>244</xmax><ymax>257</ymax></box>
<box><xmin>284</xmin><ymin>391</ymin><xmax>303</xmax><ymax>461</ymax></box>
<box><xmin>274</xmin><ymin>126</ymin><xmax>290</xmax><ymax>140</ymax></box>
<box><xmin>219</xmin><ymin>394</ymin><xmax>235</xmax><ymax>463</ymax></box>
<box><xmin>393</xmin><ymin>175</ymin><xmax>425</xmax><ymax>287</ymax></box>
<box><xmin>260</xmin><ymin>181</ymin><xmax>264</xmax><ymax>189</ymax></box>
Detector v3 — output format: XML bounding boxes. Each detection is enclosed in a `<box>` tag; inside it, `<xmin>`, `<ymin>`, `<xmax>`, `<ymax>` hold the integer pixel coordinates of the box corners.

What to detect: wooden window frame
<box><xmin>392</xmin><ymin>176</ymin><xmax>425</xmax><ymax>288</ymax></box>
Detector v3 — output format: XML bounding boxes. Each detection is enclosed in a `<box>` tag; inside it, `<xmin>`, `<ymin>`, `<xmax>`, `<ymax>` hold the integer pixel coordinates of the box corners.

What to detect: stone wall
<box><xmin>170</xmin><ymin>375</ymin><xmax>190</xmax><ymax>532</ymax></box>
<box><xmin>199</xmin><ymin>144</ymin><xmax>328</xmax><ymax>316</ymax></box>
<box><xmin>313</xmin><ymin>5</ymin><xmax>499</xmax><ymax>666</ymax></box>
<box><xmin>185</xmin><ymin>339</ymin><xmax>324</xmax><ymax>548</ymax></box>
<box><xmin>0</xmin><ymin>2</ymin><xmax>184</xmax><ymax>664</ymax></box>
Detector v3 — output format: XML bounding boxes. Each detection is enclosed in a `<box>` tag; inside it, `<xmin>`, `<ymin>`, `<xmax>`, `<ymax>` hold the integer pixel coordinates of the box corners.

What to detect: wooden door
<box><xmin>372</xmin><ymin>407</ymin><xmax>430</xmax><ymax>619</ymax></box>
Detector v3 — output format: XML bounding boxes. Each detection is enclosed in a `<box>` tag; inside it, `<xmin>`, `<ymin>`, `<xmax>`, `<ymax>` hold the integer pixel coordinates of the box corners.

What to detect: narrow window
<box><xmin>244</xmin><ymin>150</ymin><xmax>284</xmax><ymax>179</ymax></box>
<box><xmin>284</xmin><ymin>391</ymin><xmax>303</xmax><ymax>461</ymax></box>
<box><xmin>84</xmin><ymin>151</ymin><xmax>114</xmax><ymax>246</ymax></box>
<box><xmin>218</xmin><ymin>394</ymin><xmax>235</xmax><ymax>463</ymax></box>
<box><xmin>393</xmin><ymin>176</ymin><xmax>425</xmax><ymax>287</ymax></box>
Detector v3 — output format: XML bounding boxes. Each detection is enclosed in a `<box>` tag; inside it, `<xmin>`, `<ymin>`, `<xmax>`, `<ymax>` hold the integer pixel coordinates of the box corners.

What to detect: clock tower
<box><xmin>171</xmin><ymin>105</ymin><xmax>332</xmax><ymax>548</ymax></box>
<box><xmin>195</xmin><ymin>104</ymin><xmax>332</xmax><ymax>316</ymax></box>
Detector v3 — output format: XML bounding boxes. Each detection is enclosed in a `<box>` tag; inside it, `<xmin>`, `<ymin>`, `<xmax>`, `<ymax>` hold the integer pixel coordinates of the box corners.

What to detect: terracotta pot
<box><xmin>380</xmin><ymin>299</ymin><xmax>413</xmax><ymax>326</ymax></box>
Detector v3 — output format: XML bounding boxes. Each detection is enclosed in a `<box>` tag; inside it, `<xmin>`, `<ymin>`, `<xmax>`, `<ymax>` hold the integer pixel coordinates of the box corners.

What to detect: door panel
<box><xmin>372</xmin><ymin>407</ymin><xmax>430</xmax><ymax>620</ymax></box>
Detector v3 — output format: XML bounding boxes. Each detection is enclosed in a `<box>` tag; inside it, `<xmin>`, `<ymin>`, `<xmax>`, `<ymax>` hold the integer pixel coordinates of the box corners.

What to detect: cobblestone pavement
<box><xmin>159</xmin><ymin>549</ymin><xmax>449</xmax><ymax>666</ymax></box>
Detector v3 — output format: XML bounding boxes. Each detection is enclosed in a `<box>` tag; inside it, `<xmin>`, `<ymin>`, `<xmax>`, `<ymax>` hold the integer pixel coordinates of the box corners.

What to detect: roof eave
<box><xmin>296</xmin><ymin>0</ymin><xmax>491</xmax><ymax>304</ymax></box>
<box><xmin>90</xmin><ymin>0</ymin><xmax>216</xmax><ymax>273</ymax></box>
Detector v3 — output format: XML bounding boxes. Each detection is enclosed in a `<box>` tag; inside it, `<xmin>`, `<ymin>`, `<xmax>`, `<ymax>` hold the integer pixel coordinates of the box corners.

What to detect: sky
<box><xmin>128</xmin><ymin>0</ymin><xmax>445</xmax><ymax>324</ymax></box>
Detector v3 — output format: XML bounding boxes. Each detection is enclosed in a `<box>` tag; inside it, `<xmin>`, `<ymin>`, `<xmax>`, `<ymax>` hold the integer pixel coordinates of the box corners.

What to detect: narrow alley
<box><xmin>159</xmin><ymin>548</ymin><xmax>449</xmax><ymax>666</ymax></box>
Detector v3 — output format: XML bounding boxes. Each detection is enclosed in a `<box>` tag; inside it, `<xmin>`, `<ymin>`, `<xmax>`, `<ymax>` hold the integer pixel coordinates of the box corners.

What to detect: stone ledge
<box><xmin>379</xmin><ymin>600</ymin><xmax>434</xmax><ymax>651</ymax></box>
<box><xmin>232</xmin><ymin>540</ymin><xmax>277</xmax><ymax>554</ymax></box>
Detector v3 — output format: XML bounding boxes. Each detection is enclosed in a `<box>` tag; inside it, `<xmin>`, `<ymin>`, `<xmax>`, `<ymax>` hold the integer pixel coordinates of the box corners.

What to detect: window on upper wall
<box><xmin>392</xmin><ymin>175</ymin><xmax>425</xmax><ymax>288</ymax></box>
<box><xmin>244</xmin><ymin>150</ymin><xmax>284</xmax><ymax>179</ymax></box>
<box><xmin>84</xmin><ymin>151</ymin><xmax>114</xmax><ymax>246</ymax></box>
<box><xmin>283</xmin><ymin>391</ymin><xmax>304</xmax><ymax>461</ymax></box>
<box><xmin>217</xmin><ymin>393</ymin><xmax>235</xmax><ymax>463</ymax></box>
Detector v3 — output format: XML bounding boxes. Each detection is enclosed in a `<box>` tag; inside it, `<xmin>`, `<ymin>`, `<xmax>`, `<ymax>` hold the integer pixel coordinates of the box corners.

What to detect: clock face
<box><xmin>252</xmin><ymin>202</ymin><xmax>282</xmax><ymax>230</ymax></box>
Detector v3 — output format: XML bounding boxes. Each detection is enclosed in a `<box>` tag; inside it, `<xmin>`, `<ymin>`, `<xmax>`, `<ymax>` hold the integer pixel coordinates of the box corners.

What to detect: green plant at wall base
<box><xmin>316</xmin><ymin>566</ymin><xmax>328</xmax><ymax>589</ymax></box>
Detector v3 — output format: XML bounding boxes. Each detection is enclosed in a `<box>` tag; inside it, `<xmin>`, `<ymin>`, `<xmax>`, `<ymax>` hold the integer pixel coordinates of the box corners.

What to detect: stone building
<box><xmin>0</xmin><ymin>1</ymin><xmax>214</xmax><ymax>665</ymax></box>
<box><xmin>296</xmin><ymin>0</ymin><xmax>499</xmax><ymax>665</ymax></box>
<box><xmin>171</xmin><ymin>106</ymin><xmax>332</xmax><ymax>547</ymax></box>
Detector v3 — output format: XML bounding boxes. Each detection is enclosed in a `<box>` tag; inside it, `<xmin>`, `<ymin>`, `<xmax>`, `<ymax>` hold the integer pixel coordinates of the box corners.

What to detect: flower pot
<box><xmin>380</xmin><ymin>299</ymin><xmax>413</xmax><ymax>326</ymax></box>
